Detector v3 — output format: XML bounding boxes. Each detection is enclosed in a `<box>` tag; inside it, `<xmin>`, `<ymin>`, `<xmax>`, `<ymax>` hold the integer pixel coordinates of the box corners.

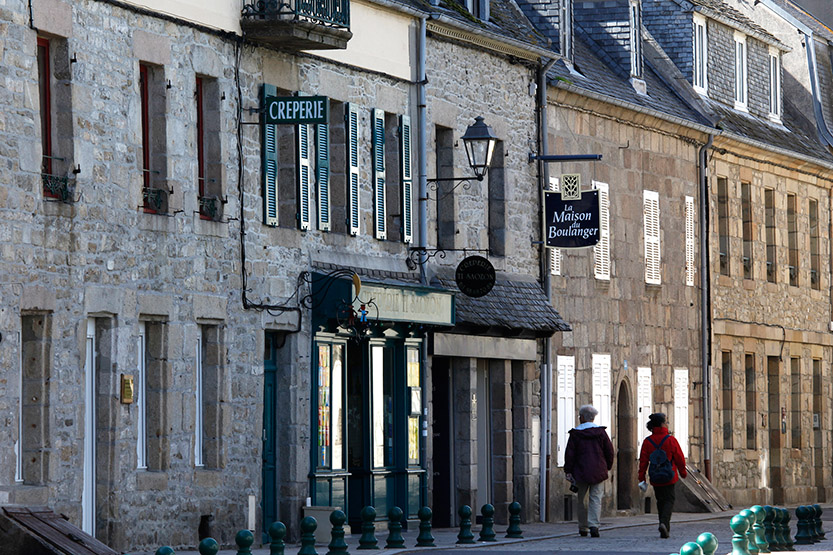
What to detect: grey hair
<box><xmin>579</xmin><ymin>404</ymin><xmax>598</xmax><ymax>421</ymax></box>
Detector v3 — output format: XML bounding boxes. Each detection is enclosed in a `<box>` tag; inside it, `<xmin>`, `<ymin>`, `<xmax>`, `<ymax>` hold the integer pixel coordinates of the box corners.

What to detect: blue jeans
<box><xmin>576</xmin><ymin>481</ymin><xmax>603</xmax><ymax>530</ymax></box>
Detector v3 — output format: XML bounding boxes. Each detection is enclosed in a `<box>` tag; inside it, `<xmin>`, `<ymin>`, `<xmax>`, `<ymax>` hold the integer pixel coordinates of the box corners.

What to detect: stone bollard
<box><xmin>269</xmin><ymin>521</ymin><xmax>287</xmax><ymax>555</ymax></box>
<box><xmin>696</xmin><ymin>531</ymin><xmax>719</xmax><ymax>555</ymax></box>
<box><xmin>730</xmin><ymin>514</ymin><xmax>751</xmax><ymax>555</ymax></box>
<box><xmin>814</xmin><ymin>504</ymin><xmax>825</xmax><ymax>540</ymax></box>
<box><xmin>299</xmin><ymin>517</ymin><xmax>319</xmax><ymax>555</ymax></box>
<box><xmin>505</xmin><ymin>501</ymin><xmax>523</xmax><ymax>538</ymax></box>
<box><xmin>416</xmin><ymin>506</ymin><xmax>435</xmax><ymax>547</ymax></box>
<box><xmin>740</xmin><ymin>509</ymin><xmax>759</xmax><ymax>555</ymax></box>
<box><xmin>235</xmin><ymin>529</ymin><xmax>255</xmax><ymax>555</ymax></box>
<box><xmin>751</xmin><ymin>505</ymin><xmax>769</xmax><ymax>553</ymax></box>
<box><xmin>457</xmin><ymin>505</ymin><xmax>475</xmax><ymax>544</ymax></box>
<box><xmin>794</xmin><ymin>506</ymin><xmax>813</xmax><ymax>545</ymax></box>
<box><xmin>155</xmin><ymin>548</ymin><xmax>175</xmax><ymax>555</ymax></box>
<box><xmin>358</xmin><ymin>506</ymin><xmax>378</xmax><ymax>550</ymax></box>
<box><xmin>763</xmin><ymin>506</ymin><xmax>779</xmax><ymax>551</ymax></box>
<box><xmin>681</xmin><ymin>541</ymin><xmax>704</xmax><ymax>555</ymax></box>
<box><xmin>198</xmin><ymin>538</ymin><xmax>219</xmax><ymax>555</ymax></box>
<box><xmin>781</xmin><ymin>509</ymin><xmax>794</xmax><ymax>551</ymax></box>
<box><xmin>386</xmin><ymin>507</ymin><xmax>405</xmax><ymax>548</ymax></box>
<box><xmin>327</xmin><ymin>510</ymin><xmax>349</xmax><ymax>555</ymax></box>
<box><xmin>479</xmin><ymin>504</ymin><xmax>496</xmax><ymax>542</ymax></box>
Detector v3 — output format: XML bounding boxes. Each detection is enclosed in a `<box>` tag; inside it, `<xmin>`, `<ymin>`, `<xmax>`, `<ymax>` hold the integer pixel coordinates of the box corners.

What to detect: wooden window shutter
<box><xmin>297</xmin><ymin>122</ymin><xmax>312</xmax><ymax>230</ymax></box>
<box><xmin>346</xmin><ymin>104</ymin><xmax>360</xmax><ymax>236</ymax></box>
<box><xmin>372</xmin><ymin>108</ymin><xmax>386</xmax><ymax>240</ymax></box>
<box><xmin>548</xmin><ymin>176</ymin><xmax>562</xmax><ymax>276</ymax></box>
<box><xmin>555</xmin><ymin>355</ymin><xmax>575</xmax><ymax>467</ymax></box>
<box><xmin>592</xmin><ymin>353</ymin><xmax>612</xmax><ymax>431</ymax></box>
<box><xmin>594</xmin><ymin>182</ymin><xmax>610</xmax><ymax>280</ymax></box>
<box><xmin>685</xmin><ymin>195</ymin><xmax>696</xmax><ymax>286</ymax></box>
<box><xmin>644</xmin><ymin>189</ymin><xmax>661</xmax><ymax>284</ymax></box>
<box><xmin>400</xmin><ymin>115</ymin><xmax>413</xmax><ymax>244</ymax></box>
<box><xmin>261</xmin><ymin>84</ymin><xmax>278</xmax><ymax>227</ymax></box>
<box><xmin>317</xmin><ymin>122</ymin><xmax>330</xmax><ymax>231</ymax></box>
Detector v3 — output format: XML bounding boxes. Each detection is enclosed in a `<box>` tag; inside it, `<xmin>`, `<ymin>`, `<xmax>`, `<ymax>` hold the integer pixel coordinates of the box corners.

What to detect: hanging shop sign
<box><xmin>455</xmin><ymin>256</ymin><xmax>496</xmax><ymax>298</ymax></box>
<box><xmin>544</xmin><ymin>189</ymin><xmax>601</xmax><ymax>249</ymax></box>
<box><xmin>264</xmin><ymin>95</ymin><xmax>329</xmax><ymax>125</ymax></box>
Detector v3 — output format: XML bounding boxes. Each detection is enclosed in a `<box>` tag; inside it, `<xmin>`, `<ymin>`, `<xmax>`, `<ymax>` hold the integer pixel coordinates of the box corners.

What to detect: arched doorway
<box><xmin>616</xmin><ymin>380</ymin><xmax>635</xmax><ymax>510</ymax></box>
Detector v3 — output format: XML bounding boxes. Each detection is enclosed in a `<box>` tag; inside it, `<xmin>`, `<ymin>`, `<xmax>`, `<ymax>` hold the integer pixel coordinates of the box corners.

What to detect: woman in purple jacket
<box><xmin>563</xmin><ymin>404</ymin><xmax>615</xmax><ymax>537</ymax></box>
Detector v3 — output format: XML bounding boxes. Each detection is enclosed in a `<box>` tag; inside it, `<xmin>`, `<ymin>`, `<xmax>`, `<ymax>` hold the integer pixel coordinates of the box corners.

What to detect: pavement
<box><xmin>156</xmin><ymin>504</ymin><xmax>833</xmax><ymax>555</ymax></box>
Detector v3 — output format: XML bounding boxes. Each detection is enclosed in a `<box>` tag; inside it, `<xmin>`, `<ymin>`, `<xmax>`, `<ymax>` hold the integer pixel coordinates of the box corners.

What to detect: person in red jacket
<box><xmin>638</xmin><ymin>412</ymin><xmax>687</xmax><ymax>538</ymax></box>
<box><xmin>564</xmin><ymin>404</ymin><xmax>615</xmax><ymax>538</ymax></box>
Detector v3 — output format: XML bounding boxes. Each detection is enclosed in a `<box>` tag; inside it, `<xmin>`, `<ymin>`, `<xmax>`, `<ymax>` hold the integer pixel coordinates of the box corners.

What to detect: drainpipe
<box><xmin>417</xmin><ymin>16</ymin><xmax>429</xmax><ymax>286</ymax></box>
<box><xmin>537</xmin><ymin>56</ymin><xmax>557</xmax><ymax>523</ymax></box>
<box><xmin>698</xmin><ymin>134</ymin><xmax>713</xmax><ymax>481</ymax></box>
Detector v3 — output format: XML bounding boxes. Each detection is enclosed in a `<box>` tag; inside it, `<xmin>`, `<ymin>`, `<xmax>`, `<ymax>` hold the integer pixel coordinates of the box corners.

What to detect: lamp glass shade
<box><xmin>461</xmin><ymin>116</ymin><xmax>498</xmax><ymax>179</ymax></box>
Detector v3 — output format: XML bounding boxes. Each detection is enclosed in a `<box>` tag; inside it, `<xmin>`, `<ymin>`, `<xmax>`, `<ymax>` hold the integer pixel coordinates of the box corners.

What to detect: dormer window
<box><xmin>629</xmin><ymin>0</ymin><xmax>642</xmax><ymax>78</ymax></box>
<box><xmin>769</xmin><ymin>46</ymin><xmax>781</xmax><ymax>121</ymax></box>
<box><xmin>693</xmin><ymin>14</ymin><xmax>708</xmax><ymax>94</ymax></box>
<box><xmin>560</xmin><ymin>0</ymin><xmax>573</xmax><ymax>62</ymax></box>
<box><xmin>467</xmin><ymin>0</ymin><xmax>489</xmax><ymax>20</ymax></box>
<box><xmin>734</xmin><ymin>31</ymin><xmax>748</xmax><ymax>111</ymax></box>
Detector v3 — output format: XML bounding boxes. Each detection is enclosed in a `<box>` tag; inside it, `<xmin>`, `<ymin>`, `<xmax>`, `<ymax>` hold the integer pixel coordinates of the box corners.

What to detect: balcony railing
<box><xmin>42</xmin><ymin>173</ymin><xmax>74</xmax><ymax>203</ymax></box>
<box><xmin>241</xmin><ymin>0</ymin><xmax>351</xmax><ymax>50</ymax></box>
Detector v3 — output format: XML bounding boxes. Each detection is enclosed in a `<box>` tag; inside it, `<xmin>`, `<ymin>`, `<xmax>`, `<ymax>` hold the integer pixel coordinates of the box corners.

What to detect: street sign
<box><xmin>264</xmin><ymin>95</ymin><xmax>329</xmax><ymax>124</ymax></box>
<box><xmin>544</xmin><ymin>189</ymin><xmax>601</xmax><ymax>249</ymax></box>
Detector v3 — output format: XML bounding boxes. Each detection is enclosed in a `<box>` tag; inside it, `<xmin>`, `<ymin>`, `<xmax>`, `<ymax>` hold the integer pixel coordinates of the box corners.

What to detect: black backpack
<box><xmin>647</xmin><ymin>435</ymin><xmax>675</xmax><ymax>483</ymax></box>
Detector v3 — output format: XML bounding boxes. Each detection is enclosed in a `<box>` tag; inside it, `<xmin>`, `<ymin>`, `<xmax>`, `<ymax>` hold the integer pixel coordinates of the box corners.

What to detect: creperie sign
<box><xmin>264</xmin><ymin>95</ymin><xmax>329</xmax><ymax>125</ymax></box>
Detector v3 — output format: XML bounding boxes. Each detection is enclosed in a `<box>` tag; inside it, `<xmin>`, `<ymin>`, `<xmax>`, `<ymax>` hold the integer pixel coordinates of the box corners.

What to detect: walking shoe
<box><xmin>590</xmin><ymin>527</ymin><xmax>600</xmax><ymax>538</ymax></box>
<box><xmin>658</xmin><ymin>524</ymin><xmax>669</xmax><ymax>538</ymax></box>
<box><xmin>579</xmin><ymin>529</ymin><xmax>588</xmax><ymax>537</ymax></box>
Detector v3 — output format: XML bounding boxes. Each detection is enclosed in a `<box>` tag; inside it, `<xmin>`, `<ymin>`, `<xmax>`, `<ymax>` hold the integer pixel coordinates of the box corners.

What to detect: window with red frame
<box><xmin>37</xmin><ymin>36</ymin><xmax>74</xmax><ymax>202</ymax></box>
<box><xmin>195</xmin><ymin>76</ymin><xmax>223</xmax><ymax>221</ymax></box>
<box><xmin>139</xmin><ymin>62</ymin><xmax>168</xmax><ymax>213</ymax></box>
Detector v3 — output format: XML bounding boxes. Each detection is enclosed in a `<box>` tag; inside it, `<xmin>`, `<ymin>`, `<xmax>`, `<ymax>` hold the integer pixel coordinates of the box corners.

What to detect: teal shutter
<box><xmin>297</xmin><ymin>122</ymin><xmax>311</xmax><ymax>230</ymax></box>
<box><xmin>399</xmin><ymin>114</ymin><xmax>413</xmax><ymax>244</ymax></box>
<box><xmin>372</xmin><ymin>108</ymin><xmax>386</xmax><ymax>240</ymax></box>
<box><xmin>346</xmin><ymin>104</ymin><xmax>360</xmax><ymax>236</ymax></box>
<box><xmin>262</xmin><ymin>84</ymin><xmax>278</xmax><ymax>227</ymax></box>
<box><xmin>317</xmin><ymin>122</ymin><xmax>330</xmax><ymax>231</ymax></box>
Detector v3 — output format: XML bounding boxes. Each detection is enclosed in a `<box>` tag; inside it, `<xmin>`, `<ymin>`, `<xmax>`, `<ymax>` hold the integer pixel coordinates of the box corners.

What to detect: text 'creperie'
<box><xmin>264</xmin><ymin>95</ymin><xmax>330</xmax><ymax>125</ymax></box>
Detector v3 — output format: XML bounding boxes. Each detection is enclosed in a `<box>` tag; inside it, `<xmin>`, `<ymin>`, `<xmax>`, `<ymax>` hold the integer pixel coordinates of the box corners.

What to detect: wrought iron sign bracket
<box><xmin>422</xmin><ymin>175</ymin><xmax>484</xmax><ymax>201</ymax></box>
<box><xmin>406</xmin><ymin>247</ymin><xmax>490</xmax><ymax>270</ymax></box>
<box><xmin>528</xmin><ymin>153</ymin><xmax>603</xmax><ymax>163</ymax></box>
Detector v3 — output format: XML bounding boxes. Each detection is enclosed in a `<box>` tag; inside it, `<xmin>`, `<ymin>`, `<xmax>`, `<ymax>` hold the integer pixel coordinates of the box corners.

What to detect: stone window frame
<box><xmin>195</xmin><ymin>75</ymin><xmax>224</xmax><ymax>222</ymax></box>
<box><xmin>692</xmin><ymin>13</ymin><xmax>708</xmax><ymax>95</ymax></box>
<box><xmin>733</xmin><ymin>30</ymin><xmax>748</xmax><ymax>112</ymax></box>
<box><xmin>139</xmin><ymin>61</ymin><xmax>170</xmax><ymax>214</ymax></box>
<box><xmin>37</xmin><ymin>34</ymin><xmax>75</xmax><ymax>202</ymax></box>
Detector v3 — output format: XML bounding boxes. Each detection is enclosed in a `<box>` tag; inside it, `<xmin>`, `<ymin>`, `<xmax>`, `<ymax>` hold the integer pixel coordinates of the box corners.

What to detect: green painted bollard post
<box><xmin>696</xmin><ymin>532</ymin><xmax>719</xmax><ymax>555</ymax></box>
<box><xmin>236</xmin><ymin>529</ymin><xmax>255</xmax><ymax>555</ymax></box>
<box><xmin>155</xmin><ymin>548</ymin><xmax>175</xmax><ymax>555</ymax></box>
<box><xmin>327</xmin><ymin>510</ymin><xmax>349</xmax><ymax>555</ymax></box>
<box><xmin>794</xmin><ymin>506</ymin><xmax>813</xmax><ymax>545</ymax></box>
<box><xmin>479</xmin><ymin>504</ymin><xmax>496</xmax><ymax>542</ymax></box>
<box><xmin>771</xmin><ymin>507</ymin><xmax>785</xmax><ymax>551</ymax></box>
<box><xmin>386</xmin><ymin>507</ymin><xmax>405</xmax><ymax>548</ymax></box>
<box><xmin>763</xmin><ymin>506</ymin><xmax>778</xmax><ymax>551</ymax></box>
<box><xmin>269</xmin><ymin>521</ymin><xmax>287</xmax><ymax>555</ymax></box>
<box><xmin>416</xmin><ymin>506</ymin><xmax>435</xmax><ymax>547</ymax></box>
<box><xmin>814</xmin><ymin>504</ymin><xmax>825</xmax><ymax>540</ymax></box>
<box><xmin>457</xmin><ymin>505</ymin><xmax>475</xmax><ymax>544</ymax></box>
<box><xmin>505</xmin><ymin>501</ymin><xmax>523</xmax><ymax>538</ymax></box>
<box><xmin>730</xmin><ymin>513</ymin><xmax>751</xmax><ymax>555</ymax></box>
<box><xmin>751</xmin><ymin>505</ymin><xmax>769</xmax><ymax>553</ymax></box>
<box><xmin>782</xmin><ymin>509</ymin><xmax>794</xmax><ymax>551</ymax></box>
<box><xmin>740</xmin><ymin>509</ymin><xmax>759</xmax><ymax>555</ymax></box>
<box><xmin>809</xmin><ymin>505</ymin><xmax>820</xmax><ymax>542</ymax></box>
<box><xmin>199</xmin><ymin>538</ymin><xmax>220</xmax><ymax>555</ymax></box>
<box><xmin>299</xmin><ymin>516</ymin><xmax>319</xmax><ymax>555</ymax></box>
<box><xmin>358</xmin><ymin>506</ymin><xmax>378</xmax><ymax>550</ymax></box>
<box><xmin>681</xmin><ymin>541</ymin><xmax>704</xmax><ymax>555</ymax></box>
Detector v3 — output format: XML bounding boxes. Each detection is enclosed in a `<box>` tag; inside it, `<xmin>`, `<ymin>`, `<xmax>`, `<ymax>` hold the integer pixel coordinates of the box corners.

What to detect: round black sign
<box><xmin>455</xmin><ymin>256</ymin><xmax>496</xmax><ymax>298</ymax></box>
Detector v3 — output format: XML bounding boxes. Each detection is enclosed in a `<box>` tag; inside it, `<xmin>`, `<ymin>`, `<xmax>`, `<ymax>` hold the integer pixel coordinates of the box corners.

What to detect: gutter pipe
<box><xmin>698</xmin><ymin>133</ymin><xmax>713</xmax><ymax>481</ymax></box>
<box><xmin>538</xmin><ymin>56</ymin><xmax>557</xmax><ymax>523</ymax></box>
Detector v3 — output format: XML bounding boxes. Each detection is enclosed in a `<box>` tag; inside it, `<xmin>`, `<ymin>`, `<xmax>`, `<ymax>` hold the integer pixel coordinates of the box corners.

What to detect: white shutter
<box><xmin>297</xmin><ymin>123</ymin><xmax>312</xmax><ymax>230</ymax></box>
<box><xmin>372</xmin><ymin>108</ymin><xmax>386</xmax><ymax>240</ymax></box>
<box><xmin>317</xmin><ymin>122</ymin><xmax>331</xmax><ymax>231</ymax></box>
<box><xmin>637</xmin><ymin>367</ymin><xmax>652</xmax><ymax>451</ymax></box>
<box><xmin>346</xmin><ymin>104</ymin><xmax>360</xmax><ymax>236</ymax></box>
<box><xmin>644</xmin><ymin>190</ymin><xmax>661</xmax><ymax>284</ymax></box>
<box><xmin>592</xmin><ymin>353</ymin><xmax>612</xmax><ymax>431</ymax></box>
<box><xmin>262</xmin><ymin>84</ymin><xmax>278</xmax><ymax>227</ymax></box>
<box><xmin>400</xmin><ymin>115</ymin><xmax>413</xmax><ymax>244</ymax></box>
<box><xmin>594</xmin><ymin>182</ymin><xmax>610</xmax><ymax>281</ymax></box>
<box><xmin>548</xmin><ymin>176</ymin><xmax>562</xmax><ymax>276</ymax></box>
<box><xmin>556</xmin><ymin>355</ymin><xmax>576</xmax><ymax>467</ymax></box>
<box><xmin>685</xmin><ymin>195</ymin><xmax>696</xmax><ymax>286</ymax></box>
<box><xmin>674</xmin><ymin>368</ymin><xmax>690</xmax><ymax>457</ymax></box>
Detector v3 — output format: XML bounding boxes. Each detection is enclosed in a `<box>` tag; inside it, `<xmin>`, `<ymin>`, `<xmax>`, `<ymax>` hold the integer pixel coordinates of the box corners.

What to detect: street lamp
<box><xmin>461</xmin><ymin>116</ymin><xmax>498</xmax><ymax>180</ymax></box>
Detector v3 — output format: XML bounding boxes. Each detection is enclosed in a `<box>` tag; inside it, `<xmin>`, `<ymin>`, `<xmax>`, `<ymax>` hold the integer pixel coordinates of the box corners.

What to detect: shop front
<box><xmin>309</xmin><ymin>270</ymin><xmax>454</xmax><ymax>529</ymax></box>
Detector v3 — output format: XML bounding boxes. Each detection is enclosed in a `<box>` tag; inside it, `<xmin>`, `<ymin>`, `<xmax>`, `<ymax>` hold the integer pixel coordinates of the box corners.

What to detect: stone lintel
<box><xmin>433</xmin><ymin>333</ymin><xmax>537</xmax><ymax>361</ymax></box>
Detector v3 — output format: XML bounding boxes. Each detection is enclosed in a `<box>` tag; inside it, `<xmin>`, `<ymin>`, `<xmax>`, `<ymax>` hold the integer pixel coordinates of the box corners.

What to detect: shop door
<box><xmin>262</xmin><ymin>332</ymin><xmax>278</xmax><ymax>541</ymax></box>
<box><xmin>430</xmin><ymin>357</ymin><xmax>453</xmax><ymax>527</ymax></box>
<box><xmin>616</xmin><ymin>380</ymin><xmax>634</xmax><ymax>510</ymax></box>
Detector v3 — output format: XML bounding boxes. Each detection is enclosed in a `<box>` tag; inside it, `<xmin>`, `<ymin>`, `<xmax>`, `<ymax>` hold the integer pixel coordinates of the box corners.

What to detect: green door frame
<box><xmin>262</xmin><ymin>332</ymin><xmax>279</xmax><ymax>543</ymax></box>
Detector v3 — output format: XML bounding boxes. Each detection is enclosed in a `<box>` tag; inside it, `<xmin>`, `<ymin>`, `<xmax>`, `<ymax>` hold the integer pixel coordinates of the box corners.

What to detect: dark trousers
<box><xmin>654</xmin><ymin>483</ymin><xmax>676</xmax><ymax>530</ymax></box>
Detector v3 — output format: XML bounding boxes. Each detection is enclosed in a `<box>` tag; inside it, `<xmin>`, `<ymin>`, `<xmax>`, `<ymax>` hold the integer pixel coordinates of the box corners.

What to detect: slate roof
<box><xmin>432</xmin><ymin>274</ymin><xmax>571</xmax><ymax>337</ymax></box>
<box><xmin>769</xmin><ymin>0</ymin><xmax>833</xmax><ymax>40</ymax></box>
<box><xmin>687</xmin><ymin>0</ymin><xmax>786</xmax><ymax>48</ymax></box>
